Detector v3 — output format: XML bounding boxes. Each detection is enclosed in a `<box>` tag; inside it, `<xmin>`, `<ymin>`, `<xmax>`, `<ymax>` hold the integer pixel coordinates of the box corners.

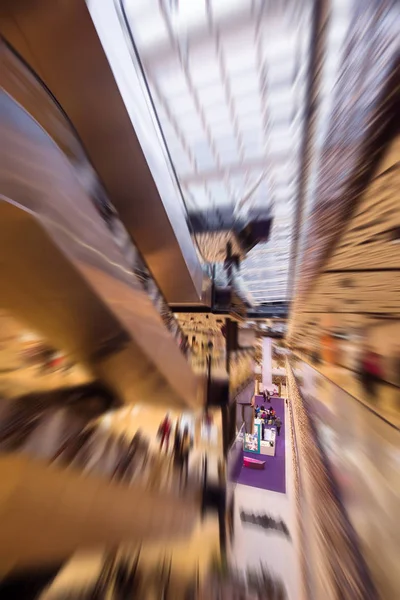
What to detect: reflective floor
<box><xmin>294</xmin><ymin>358</ymin><xmax>400</xmax><ymax>600</ymax></box>
<box><xmin>231</xmin><ymin>400</ymin><xmax>300</xmax><ymax>600</ymax></box>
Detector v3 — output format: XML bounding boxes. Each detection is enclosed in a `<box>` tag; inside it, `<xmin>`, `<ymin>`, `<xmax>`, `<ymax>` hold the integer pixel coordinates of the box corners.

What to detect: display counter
<box><xmin>254</xmin><ymin>418</ymin><xmax>276</xmax><ymax>456</ymax></box>
<box><xmin>260</xmin><ymin>426</ymin><xmax>276</xmax><ymax>456</ymax></box>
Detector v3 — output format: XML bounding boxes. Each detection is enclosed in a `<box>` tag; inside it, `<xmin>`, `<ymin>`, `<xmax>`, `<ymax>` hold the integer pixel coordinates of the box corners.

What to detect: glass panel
<box><xmin>120</xmin><ymin>0</ymin><xmax>322</xmax><ymax>303</ymax></box>
<box><xmin>198</xmin><ymin>86</ymin><xmax>226</xmax><ymax>107</ymax></box>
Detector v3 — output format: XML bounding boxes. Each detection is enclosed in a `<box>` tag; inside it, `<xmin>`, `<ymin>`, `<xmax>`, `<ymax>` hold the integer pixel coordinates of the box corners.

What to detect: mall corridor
<box><xmin>0</xmin><ymin>0</ymin><xmax>399</xmax><ymax>598</ymax></box>
<box><xmin>232</xmin><ymin>396</ymin><xmax>300</xmax><ymax>600</ymax></box>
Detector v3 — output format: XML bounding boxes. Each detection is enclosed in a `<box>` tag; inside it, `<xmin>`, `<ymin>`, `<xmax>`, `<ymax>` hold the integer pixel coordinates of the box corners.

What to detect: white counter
<box><xmin>260</xmin><ymin>427</ymin><xmax>276</xmax><ymax>456</ymax></box>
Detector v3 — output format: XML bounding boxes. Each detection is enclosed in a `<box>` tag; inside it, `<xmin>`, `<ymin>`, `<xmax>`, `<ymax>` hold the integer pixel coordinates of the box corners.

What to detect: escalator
<box><xmin>0</xmin><ymin>44</ymin><xmax>199</xmax><ymax>410</ymax></box>
<box><xmin>0</xmin><ymin>39</ymin><xmax>215</xmax><ymax>586</ymax></box>
<box><xmin>0</xmin><ymin>0</ymin><xmax>205</xmax><ymax>307</ymax></box>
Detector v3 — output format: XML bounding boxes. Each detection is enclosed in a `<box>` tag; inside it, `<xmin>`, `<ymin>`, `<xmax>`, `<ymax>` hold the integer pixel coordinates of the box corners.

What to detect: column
<box><xmin>262</xmin><ymin>337</ymin><xmax>273</xmax><ymax>393</ymax></box>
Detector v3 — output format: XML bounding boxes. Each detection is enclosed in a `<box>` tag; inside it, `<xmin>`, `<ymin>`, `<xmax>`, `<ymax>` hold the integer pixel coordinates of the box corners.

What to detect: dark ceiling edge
<box><xmin>1</xmin><ymin>36</ymin><xmax>89</xmax><ymax>162</ymax></box>
<box><xmin>1</xmin><ymin>36</ymin><xmax>125</xmax><ymax>233</ymax></box>
<box><xmin>286</xmin><ymin>0</ymin><xmax>329</xmax><ymax>307</ymax></box>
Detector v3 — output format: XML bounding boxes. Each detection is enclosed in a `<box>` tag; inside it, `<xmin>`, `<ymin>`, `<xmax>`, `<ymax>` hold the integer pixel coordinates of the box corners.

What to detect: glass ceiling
<box><xmin>121</xmin><ymin>0</ymin><xmax>353</xmax><ymax>305</ymax></box>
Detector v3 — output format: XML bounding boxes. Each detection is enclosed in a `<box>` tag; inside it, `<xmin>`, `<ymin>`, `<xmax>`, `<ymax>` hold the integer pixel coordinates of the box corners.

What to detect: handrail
<box><xmin>285</xmin><ymin>357</ymin><xmax>311</xmax><ymax>600</ymax></box>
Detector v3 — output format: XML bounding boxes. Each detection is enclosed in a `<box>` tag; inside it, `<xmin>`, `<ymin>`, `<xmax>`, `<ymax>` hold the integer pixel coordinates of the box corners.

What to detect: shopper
<box><xmin>258</xmin><ymin>405</ymin><xmax>267</xmax><ymax>440</ymax></box>
<box><xmin>180</xmin><ymin>426</ymin><xmax>192</xmax><ymax>486</ymax></box>
<box><xmin>275</xmin><ymin>417</ymin><xmax>282</xmax><ymax>436</ymax></box>
<box><xmin>157</xmin><ymin>413</ymin><xmax>172</xmax><ymax>453</ymax></box>
<box><xmin>180</xmin><ymin>335</ymin><xmax>189</xmax><ymax>356</ymax></box>
<box><xmin>173</xmin><ymin>421</ymin><xmax>182</xmax><ymax>468</ymax></box>
<box><xmin>360</xmin><ymin>346</ymin><xmax>382</xmax><ymax>398</ymax></box>
<box><xmin>259</xmin><ymin>405</ymin><xmax>267</xmax><ymax>419</ymax></box>
<box><xmin>203</xmin><ymin>409</ymin><xmax>213</xmax><ymax>441</ymax></box>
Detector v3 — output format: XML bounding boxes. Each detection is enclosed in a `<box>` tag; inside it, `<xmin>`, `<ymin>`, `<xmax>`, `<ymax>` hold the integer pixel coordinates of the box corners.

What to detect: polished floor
<box><xmin>294</xmin><ymin>357</ymin><xmax>400</xmax><ymax>600</ymax></box>
<box><xmin>231</xmin><ymin>400</ymin><xmax>300</xmax><ymax>600</ymax></box>
<box><xmin>294</xmin><ymin>352</ymin><xmax>400</xmax><ymax>428</ymax></box>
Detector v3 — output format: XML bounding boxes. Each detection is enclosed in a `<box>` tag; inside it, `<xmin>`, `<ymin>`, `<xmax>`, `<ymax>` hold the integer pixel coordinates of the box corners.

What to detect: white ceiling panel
<box><xmin>124</xmin><ymin>0</ymin><xmax>354</xmax><ymax>304</ymax></box>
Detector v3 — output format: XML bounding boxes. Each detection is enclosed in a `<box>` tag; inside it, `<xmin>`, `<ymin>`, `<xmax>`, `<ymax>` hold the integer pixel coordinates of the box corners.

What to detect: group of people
<box><xmin>181</xmin><ymin>334</ymin><xmax>216</xmax><ymax>357</ymax></box>
<box><xmin>157</xmin><ymin>414</ymin><xmax>192</xmax><ymax>486</ymax></box>
<box><xmin>255</xmin><ymin>404</ymin><xmax>282</xmax><ymax>436</ymax></box>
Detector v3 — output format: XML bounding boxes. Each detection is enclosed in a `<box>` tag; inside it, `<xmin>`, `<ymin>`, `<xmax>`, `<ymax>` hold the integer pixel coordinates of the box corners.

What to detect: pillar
<box><xmin>262</xmin><ymin>337</ymin><xmax>273</xmax><ymax>393</ymax></box>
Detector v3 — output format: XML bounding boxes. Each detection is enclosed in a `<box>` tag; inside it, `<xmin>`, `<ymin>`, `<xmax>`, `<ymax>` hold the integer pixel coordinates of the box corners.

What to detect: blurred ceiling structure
<box><xmin>120</xmin><ymin>0</ymin><xmax>355</xmax><ymax>305</ymax></box>
<box><xmin>289</xmin><ymin>134</ymin><xmax>400</xmax><ymax>347</ymax></box>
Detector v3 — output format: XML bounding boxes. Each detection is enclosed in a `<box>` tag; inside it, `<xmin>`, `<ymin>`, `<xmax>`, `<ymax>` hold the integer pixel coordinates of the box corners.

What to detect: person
<box><xmin>275</xmin><ymin>416</ymin><xmax>282</xmax><ymax>436</ymax></box>
<box><xmin>259</xmin><ymin>405</ymin><xmax>267</xmax><ymax>419</ymax></box>
<box><xmin>311</xmin><ymin>348</ymin><xmax>320</xmax><ymax>364</ymax></box>
<box><xmin>203</xmin><ymin>409</ymin><xmax>213</xmax><ymax>441</ymax></box>
<box><xmin>360</xmin><ymin>346</ymin><xmax>382</xmax><ymax>398</ymax></box>
<box><xmin>157</xmin><ymin>413</ymin><xmax>172</xmax><ymax>453</ymax></box>
<box><xmin>254</xmin><ymin>404</ymin><xmax>260</xmax><ymax>417</ymax></box>
<box><xmin>267</xmin><ymin>407</ymin><xmax>276</xmax><ymax>424</ymax></box>
<box><xmin>180</xmin><ymin>335</ymin><xmax>189</xmax><ymax>356</ymax></box>
<box><xmin>180</xmin><ymin>426</ymin><xmax>192</xmax><ymax>486</ymax></box>
<box><xmin>262</xmin><ymin>389</ymin><xmax>267</xmax><ymax>403</ymax></box>
<box><xmin>258</xmin><ymin>405</ymin><xmax>267</xmax><ymax>440</ymax></box>
<box><xmin>266</xmin><ymin>390</ymin><xmax>271</xmax><ymax>403</ymax></box>
<box><xmin>132</xmin><ymin>429</ymin><xmax>149</xmax><ymax>467</ymax></box>
<box><xmin>203</xmin><ymin>409</ymin><xmax>213</xmax><ymax>427</ymax></box>
<box><xmin>173</xmin><ymin>421</ymin><xmax>182</xmax><ymax>469</ymax></box>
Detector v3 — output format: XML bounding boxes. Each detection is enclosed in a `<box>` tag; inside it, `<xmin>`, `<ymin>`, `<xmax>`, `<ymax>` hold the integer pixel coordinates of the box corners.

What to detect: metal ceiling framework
<box><xmin>121</xmin><ymin>0</ymin><xmax>317</xmax><ymax>304</ymax></box>
<box><xmin>294</xmin><ymin>0</ymin><xmax>400</xmax><ymax>301</ymax></box>
<box><xmin>288</xmin><ymin>0</ymin><xmax>400</xmax><ymax>342</ymax></box>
